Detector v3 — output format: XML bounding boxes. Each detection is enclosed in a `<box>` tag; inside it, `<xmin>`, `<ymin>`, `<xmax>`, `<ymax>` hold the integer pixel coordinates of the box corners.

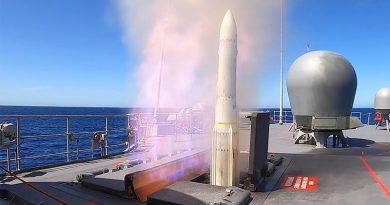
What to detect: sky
<box><xmin>0</xmin><ymin>0</ymin><xmax>389</xmax><ymax>108</ymax></box>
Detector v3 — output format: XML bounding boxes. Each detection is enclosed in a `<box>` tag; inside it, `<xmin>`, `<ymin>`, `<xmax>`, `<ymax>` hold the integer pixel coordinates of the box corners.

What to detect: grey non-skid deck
<box><xmin>0</xmin><ymin>153</ymin><xmax>144</xmax><ymax>205</ymax></box>
<box><xmin>148</xmin><ymin>147</ymin><xmax>390</xmax><ymax>205</ymax></box>
<box><xmin>250</xmin><ymin>154</ymin><xmax>390</xmax><ymax>205</ymax></box>
<box><xmin>251</xmin><ymin>124</ymin><xmax>390</xmax><ymax>204</ymax></box>
<box><xmin>0</xmin><ymin>125</ymin><xmax>389</xmax><ymax>204</ymax></box>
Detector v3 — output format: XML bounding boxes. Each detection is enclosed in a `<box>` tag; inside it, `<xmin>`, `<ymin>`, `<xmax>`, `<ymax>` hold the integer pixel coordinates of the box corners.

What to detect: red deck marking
<box><xmin>281</xmin><ymin>175</ymin><xmax>318</xmax><ymax>191</ymax></box>
<box><xmin>112</xmin><ymin>161</ymin><xmax>122</xmax><ymax>166</ymax></box>
<box><xmin>359</xmin><ymin>156</ymin><xmax>390</xmax><ymax>199</ymax></box>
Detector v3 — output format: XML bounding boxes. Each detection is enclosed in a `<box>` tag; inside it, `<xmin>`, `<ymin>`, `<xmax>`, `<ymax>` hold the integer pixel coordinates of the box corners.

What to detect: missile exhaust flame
<box><xmin>125</xmin><ymin>150</ymin><xmax>209</xmax><ymax>202</ymax></box>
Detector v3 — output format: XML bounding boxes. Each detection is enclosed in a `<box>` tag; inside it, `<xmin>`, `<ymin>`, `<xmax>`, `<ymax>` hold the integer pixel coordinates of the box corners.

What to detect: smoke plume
<box><xmin>116</xmin><ymin>0</ymin><xmax>281</xmax><ymax>109</ymax></box>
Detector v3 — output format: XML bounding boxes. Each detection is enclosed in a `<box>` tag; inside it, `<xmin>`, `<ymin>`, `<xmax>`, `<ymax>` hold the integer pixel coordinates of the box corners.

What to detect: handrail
<box><xmin>0</xmin><ymin>111</ymin><xmax>205</xmax><ymax>173</ymax></box>
<box><xmin>272</xmin><ymin>110</ymin><xmax>373</xmax><ymax>125</ymax></box>
<box><xmin>0</xmin><ymin>114</ymin><xmax>130</xmax><ymax>118</ymax></box>
<box><xmin>1</xmin><ymin>110</ymin><xmax>375</xmax><ymax>173</ymax></box>
<box><xmin>21</xmin><ymin>133</ymin><xmax>67</xmax><ymax>139</ymax></box>
<box><xmin>0</xmin><ymin>114</ymin><xmax>130</xmax><ymax>172</ymax></box>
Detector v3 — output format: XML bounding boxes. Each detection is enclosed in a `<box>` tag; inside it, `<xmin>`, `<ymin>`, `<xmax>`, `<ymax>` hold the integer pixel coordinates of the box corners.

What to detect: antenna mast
<box><xmin>279</xmin><ymin>0</ymin><xmax>284</xmax><ymax>125</ymax></box>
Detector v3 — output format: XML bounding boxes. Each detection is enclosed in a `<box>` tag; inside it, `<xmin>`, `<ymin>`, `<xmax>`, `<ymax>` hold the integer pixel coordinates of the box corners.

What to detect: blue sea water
<box><xmin>0</xmin><ymin>106</ymin><xmax>136</xmax><ymax>172</ymax></box>
<box><xmin>0</xmin><ymin>106</ymin><xmax>376</xmax><ymax>172</ymax></box>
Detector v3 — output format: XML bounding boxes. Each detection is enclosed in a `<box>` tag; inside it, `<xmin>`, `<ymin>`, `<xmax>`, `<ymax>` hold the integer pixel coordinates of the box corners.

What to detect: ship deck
<box><xmin>1</xmin><ymin>124</ymin><xmax>389</xmax><ymax>205</ymax></box>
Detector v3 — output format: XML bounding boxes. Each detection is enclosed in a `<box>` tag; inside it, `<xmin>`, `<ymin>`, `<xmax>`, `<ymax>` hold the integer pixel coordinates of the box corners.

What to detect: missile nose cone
<box><xmin>220</xmin><ymin>9</ymin><xmax>237</xmax><ymax>40</ymax></box>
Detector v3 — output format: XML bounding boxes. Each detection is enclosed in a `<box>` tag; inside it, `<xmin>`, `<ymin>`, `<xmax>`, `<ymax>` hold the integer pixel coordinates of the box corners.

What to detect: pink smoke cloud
<box><xmin>116</xmin><ymin>0</ymin><xmax>282</xmax><ymax>109</ymax></box>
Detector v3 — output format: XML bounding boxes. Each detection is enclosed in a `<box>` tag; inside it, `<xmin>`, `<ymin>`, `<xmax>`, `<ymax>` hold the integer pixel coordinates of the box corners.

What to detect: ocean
<box><xmin>0</xmin><ymin>106</ymin><xmax>376</xmax><ymax>173</ymax></box>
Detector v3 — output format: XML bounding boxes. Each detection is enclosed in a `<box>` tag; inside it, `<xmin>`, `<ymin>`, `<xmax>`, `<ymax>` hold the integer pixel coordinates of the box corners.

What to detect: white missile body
<box><xmin>211</xmin><ymin>10</ymin><xmax>239</xmax><ymax>186</ymax></box>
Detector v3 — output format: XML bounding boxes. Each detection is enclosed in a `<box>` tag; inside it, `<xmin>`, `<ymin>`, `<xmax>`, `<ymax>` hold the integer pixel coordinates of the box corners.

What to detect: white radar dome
<box><xmin>287</xmin><ymin>50</ymin><xmax>357</xmax><ymax>117</ymax></box>
<box><xmin>375</xmin><ymin>88</ymin><xmax>390</xmax><ymax>116</ymax></box>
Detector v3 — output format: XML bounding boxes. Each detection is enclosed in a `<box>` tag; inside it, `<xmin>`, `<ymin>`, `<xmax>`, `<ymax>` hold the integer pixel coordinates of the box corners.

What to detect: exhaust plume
<box><xmin>116</xmin><ymin>0</ymin><xmax>281</xmax><ymax>109</ymax></box>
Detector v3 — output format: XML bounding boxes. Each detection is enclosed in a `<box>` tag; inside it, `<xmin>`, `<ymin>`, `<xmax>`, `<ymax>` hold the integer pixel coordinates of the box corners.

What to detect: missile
<box><xmin>211</xmin><ymin>10</ymin><xmax>239</xmax><ymax>186</ymax></box>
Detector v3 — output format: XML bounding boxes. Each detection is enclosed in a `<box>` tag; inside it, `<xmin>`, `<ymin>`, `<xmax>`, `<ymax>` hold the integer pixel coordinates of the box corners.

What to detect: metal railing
<box><xmin>0</xmin><ymin>111</ymin><xmax>207</xmax><ymax>173</ymax></box>
<box><xmin>0</xmin><ymin>110</ymin><xmax>378</xmax><ymax>173</ymax></box>
<box><xmin>127</xmin><ymin>111</ymin><xmax>207</xmax><ymax>139</ymax></box>
<box><xmin>0</xmin><ymin>114</ymin><xmax>130</xmax><ymax>172</ymax></box>
<box><xmin>273</xmin><ymin>111</ymin><xmax>294</xmax><ymax>124</ymax></box>
<box><xmin>271</xmin><ymin>111</ymin><xmax>383</xmax><ymax>125</ymax></box>
<box><xmin>351</xmin><ymin>112</ymin><xmax>362</xmax><ymax>121</ymax></box>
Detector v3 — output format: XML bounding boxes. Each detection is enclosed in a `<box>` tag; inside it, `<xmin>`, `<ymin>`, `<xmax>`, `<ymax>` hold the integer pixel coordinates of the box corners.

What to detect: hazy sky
<box><xmin>0</xmin><ymin>0</ymin><xmax>389</xmax><ymax>108</ymax></box>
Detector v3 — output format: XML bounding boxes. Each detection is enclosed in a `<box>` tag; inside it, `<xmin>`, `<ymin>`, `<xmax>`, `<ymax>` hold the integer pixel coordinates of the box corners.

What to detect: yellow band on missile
<box><xmin>216</xmin><ymin>121</ymin><xmax>237</xmax><ymax>125</ymax></box>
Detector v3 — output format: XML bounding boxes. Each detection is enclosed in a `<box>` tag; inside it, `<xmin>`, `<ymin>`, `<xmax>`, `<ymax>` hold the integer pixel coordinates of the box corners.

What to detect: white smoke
<box><xmin>115</xmin><ymin>0</ymin><xmax>282</xmax><ymax>109</ymax></box>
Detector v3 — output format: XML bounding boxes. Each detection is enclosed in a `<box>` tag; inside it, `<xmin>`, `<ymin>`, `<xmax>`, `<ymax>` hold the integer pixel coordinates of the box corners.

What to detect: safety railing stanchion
<box><xmin>367</xmin><ymin>113</ymin><xmax>371</xmax><ymax>125</ymax></box>
<box><xmin>127</xmin><ymin>114</ymin><xmax>130</xmax><ymax>128</ymax></box>
<box><xmin>91</xmin><ymin>133</ymin><xmax>94</xmax><ymax>158</ymax></box>
<box><xmin>273</xmin><ymin>111</ymin><xmax>277</xmax><ymax>124</ymax></box>
<box><xmin>190</xmin><ymin>111</ymin><xmax>193</xmax><ymax>140</ymax></box>
<box><xmin>285</xmin><ymin>111</ymin><xmax>288</xmax><ymax>123</ymax></box>
<box><xmin>293</xmin><ymin>114</ymin><xmax>295</xmax><ymax>123</ymax></box>
<box><xmin>15</xmin><ymin>118</ymin><xmax>20</xmax><ymax>171</ymax></box>
<box><xmin>6</xmin><ymin>145</ymin><xmax>11</xmax><ymax>171</ymax></box>
<box><xmin>66</xmin><ymin>117</ymin><xmax>70</xmax><ymax>162</ymax></box>
<box><xmin>105</xmin><ymin>116</ymin><xmax>109</xmax><ymax>156</ymax></box>
<box><xmin>76</xmin><ymin>137</ymin><xmax>80</xmax><ymax>160</ymax></box>
<box><xmin>175</xmin><ymin>114</ymin><xmax>178</xmax><ymax>142</ymax></box>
